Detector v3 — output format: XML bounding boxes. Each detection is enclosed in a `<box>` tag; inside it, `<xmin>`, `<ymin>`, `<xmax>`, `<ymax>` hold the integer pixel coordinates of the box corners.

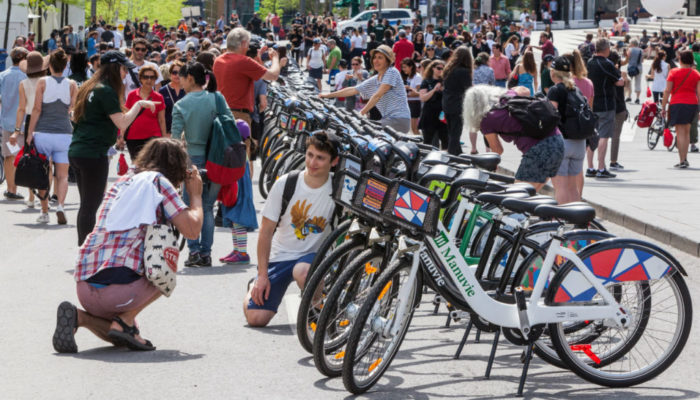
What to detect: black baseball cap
<box><xmin>551</xmin><ymin>56</ymin><xmax>570</xmax><ymax>72</ymax></box>
<box><xmin>100</xmin><ymin>50</ymin><xmax>136</xmax><ymax>69</ymax></box>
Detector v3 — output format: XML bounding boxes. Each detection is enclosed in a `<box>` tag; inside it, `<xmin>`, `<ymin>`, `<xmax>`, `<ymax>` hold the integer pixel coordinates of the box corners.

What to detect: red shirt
<box><xmin>213</xmin><ymin>53</ymin><xmax>267</xmax><ymax>112</ymax></box>
<box><xmin>271</xmin><ymin>16</ymin><xmax>281</xmax><ymax>27</ymax></box>
<box><xmin>541</xmin><ymin>40</ymin><xmax>555</xmax><ymax>60</ymax></box>
<box><xmin>392</xmin><ymin>39</ymin><xmax>414</xmax><ymax>69</ymax></box>
<box><xmin>25</xmin><ymin>40</ymin><xmax>35</xmax><ymax>52</ymax></box>
<box><xmin>124</xmin><ymin>89</ymin><xmax>165</xmax><ymax>140</ymax></box>
<box><xmin>667</xmin><ymin>67</ymin><xmax>700</xmax><ymax>105</ymax></box>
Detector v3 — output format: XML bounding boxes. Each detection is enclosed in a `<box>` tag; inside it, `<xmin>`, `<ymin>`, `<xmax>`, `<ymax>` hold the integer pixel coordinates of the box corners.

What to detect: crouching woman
<box><xmin>52</xmin><ymin>138</ymin><xmax>204</xmax><ymax>353</ymax></box>
<box><xmin>463</xmin><ymin>85</ymin><xmax>564</xmax><ymax>191</ymax></box>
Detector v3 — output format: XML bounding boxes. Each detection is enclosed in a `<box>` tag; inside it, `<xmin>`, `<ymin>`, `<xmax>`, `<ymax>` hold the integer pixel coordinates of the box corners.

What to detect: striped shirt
<box><xmin>74</xmin><ymin>172</ymin><xmax>187</xmax><ymax>282</ymax></box>
<box><xmin>356</xmin><ymin>67</ymin><xmax>410</xmax><ymax>120</ymax></box>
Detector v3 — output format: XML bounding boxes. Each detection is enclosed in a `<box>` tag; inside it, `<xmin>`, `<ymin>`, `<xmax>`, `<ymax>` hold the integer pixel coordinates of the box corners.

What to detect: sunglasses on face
<box><xmin>435</xmin><ymin>66</ymin><xmax>444</xmax><ymax>70</ymax></box>
<box><xmin>351</xmin><ymin>63</ymin><xmax>360</xmax><ymax>65</ymax></box>
<box><xmin>171</xmin><ymin>69</ymin><xmax>180</xmax><ymax>74</ymax></box>
<box><xmin>141</xmin><ymin>75</ymin><xmax>157</xmax><ymax>80</ymax></box>
<box><xmin>134</xmin><ymin>47</ymin><xmax>147</xmax><ymax>52</ymax></box>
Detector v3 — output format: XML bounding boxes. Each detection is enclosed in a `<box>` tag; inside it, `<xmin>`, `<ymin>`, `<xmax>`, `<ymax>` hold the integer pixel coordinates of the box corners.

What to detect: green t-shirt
<box><xmin>694</xmin><ymin>52</ymin><xmax>700</xmax><ymax>73</ymax></box>
<box><xmin>327</xmin><ymin>47</ymin><xmax>342</xmax><ymax>70</ymax></box>
<box><xmin>69</xmin><ymin>83</ymin><xmax>122</xmax><ymax>158</ymax></box>
<box><xmin>541</xmin><ymin>66</ymin><xmax>554</xmax><ymax>93</ymax></box>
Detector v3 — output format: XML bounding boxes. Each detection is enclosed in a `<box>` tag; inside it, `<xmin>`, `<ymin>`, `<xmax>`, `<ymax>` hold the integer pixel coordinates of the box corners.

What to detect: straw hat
<box><xmin>19</xmin><ymin>51</ymin><xmax>49</xmax><ymax>75</ymax></box>
<box><xmin>370</xmin><ymin>44</ymin><xmax>395</xmax><ymax>65</ymax></box>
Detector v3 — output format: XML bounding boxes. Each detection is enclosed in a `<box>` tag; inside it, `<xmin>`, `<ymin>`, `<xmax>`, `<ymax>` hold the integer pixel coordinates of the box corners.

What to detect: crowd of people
<box><xmin>0</xmin><ymin>9</ymin><xmax>698</xmax><ymax>352</ymax></box>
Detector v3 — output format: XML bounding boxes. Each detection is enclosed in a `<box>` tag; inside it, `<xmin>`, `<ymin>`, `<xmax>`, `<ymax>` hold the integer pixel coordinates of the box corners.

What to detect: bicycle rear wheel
<box><xmin>342</xmin><ymin>255</ymin><xmax>420</xmax><ymax>394</ymax></box>
<box><xmin>548</xmin><ymin>240</ymin><xmax>692</xmax><ymax>387</ymax></box>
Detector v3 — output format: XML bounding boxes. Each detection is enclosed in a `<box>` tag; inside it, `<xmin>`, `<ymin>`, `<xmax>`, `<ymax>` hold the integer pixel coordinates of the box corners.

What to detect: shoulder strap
<box><xmin>672</xmin><ymin>68</ymin><xmax>693</xmax><ymax>95</ymax></box>
<box><xmin>278</xmin><ymin>170</ymin><xmax>300</xmax><ymax>225</ymax></box>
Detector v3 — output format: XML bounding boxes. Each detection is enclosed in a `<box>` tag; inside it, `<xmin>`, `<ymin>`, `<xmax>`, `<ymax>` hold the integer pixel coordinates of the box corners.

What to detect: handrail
<box><xmin>617</xmin><ymin>0</ymin><xmax>628</xmax><ymax>18</ymax></box>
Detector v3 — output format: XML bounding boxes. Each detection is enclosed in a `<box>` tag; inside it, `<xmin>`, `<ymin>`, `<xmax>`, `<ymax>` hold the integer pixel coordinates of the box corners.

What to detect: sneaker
<box><xmin>36</xmin><ymin>213</ymin><xmax>49</xmax><ymax>223</ymax></box>
<box><xmin>609</xmin><ymin>162</ymin><xmax>624</xmax><ymax>170</ymax></box>
<box><xmin>585</xmin><ymin>168</ymin><xmax>597</xmax><ymax>177</ymax></box>
<box><xmin>625</xmin><ymin>97</ymin><xmax>631</xmax><ymax>102</ymax></box>
<box><xmin>691</xmin><ymin>144</ymin><xmax>699</xmax><ymax>153</ymax></box>
<box><xmin>674</xmin><ymin>160</ymin><xmax>689</xmax><ymax>169</ymax></box>
<box><xmin>222</xmin><ymin>251</ymin><xmax>250</xmax><ymax>265</ymax></box>
<box><xmin>635</xmin><ymin>99</ymin><xmax>640</xmax><ymax>104</ymax></box>
<box><xmin>4</xmin><ymin>191</ymin><xmax>24</xmax><ymax>200</ymax></box>
<box><xmin>596</xmin><ymin>169</ymin><xmax>617</xmax><ymax>178</ymax></box>
<box><xmin>26</xmin><ymin>199</ymin><xmax>36</xmax><ymax>208</ymax></box>
<box><xmin>56</xmin><ymin>205</ymin><xmax>67</xmax><ymax>225</ymax></box>
<box><xmin>219</xmin><ymin>250</ymin><xmax>236</xmax><ymax>263</ymax></box>
<box><xmin>196</xmin><ymin>254</ymin><xmax>212</xmax><ymax>267</ymax></box>
<box><xmin>184</xmin><ymin>253</ymin><xmax>200</xmax><ymax>267</ymax></box>
<box><xmin>49</xmin><ymin>194</ymin><xmax>58</xmax><ymax>205</ymax></box>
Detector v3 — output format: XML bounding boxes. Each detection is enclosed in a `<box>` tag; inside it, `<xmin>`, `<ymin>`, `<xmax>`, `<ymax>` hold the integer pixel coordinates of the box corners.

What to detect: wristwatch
<box><xmin>13</xmin><ymin>128</ymin><xmax>20</xmax><ymax>133</ymax></box>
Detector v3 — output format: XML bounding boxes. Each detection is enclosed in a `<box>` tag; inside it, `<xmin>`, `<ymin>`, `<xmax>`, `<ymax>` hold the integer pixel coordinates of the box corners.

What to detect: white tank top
<box><xmin>22</xmin><ymin>78</ymin><xmax>41</xmax><ymax>115</ymax></box>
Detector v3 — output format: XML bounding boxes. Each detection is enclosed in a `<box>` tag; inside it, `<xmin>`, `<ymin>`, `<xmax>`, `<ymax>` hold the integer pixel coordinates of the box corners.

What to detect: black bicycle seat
<box><xmin>462</xmin><ymin>153</ymin><xmax>501</xmax><ymax>171</ymax></box>
<box><xmin>508</xmin><ymin>182</ymin><xmax>537</xmax><ymax>196</ymax></box>
<box><xmin>450</xmin><ymin>168</ymin><xmax>489</xmax><ymax>191</ymax></box>
<box><xmin>533</xmin><ymin>202</ymin><xmax>596</xmax><ymax>225</ymax></box>
<box><xmin>501</xmin><ymin>195</ymin><xmax>558</xmax><ymax>214</ymax></box>
<box><xmin>418</xmin><ymin>164</ymin><xmax>459</xmax><ymax>186</ymax></box>
<box><xmin>420</xmin><ymin>151</ymin><xmax>450</xmax><ymax>166</ymax></box>
<box><xmin>476</xmin><ymin>190</ymin><xmax>530</xmax><ymax>206</ymax></box>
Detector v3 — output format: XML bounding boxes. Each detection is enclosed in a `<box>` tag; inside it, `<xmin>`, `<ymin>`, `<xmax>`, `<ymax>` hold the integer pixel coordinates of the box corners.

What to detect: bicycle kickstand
<box><xmin>453</xmin><ymin>319</ymin><xmax>473</xmax><ymax>359</ymax></box>
<box><xmin>484</xmin><ymin>329</ymin><xmax>500</xmax><ymax>379</ymax></box>
<box><xmin>516</xmin><ymin>344</ymin><xmax>534</xmax><ymax>397</ymax></box>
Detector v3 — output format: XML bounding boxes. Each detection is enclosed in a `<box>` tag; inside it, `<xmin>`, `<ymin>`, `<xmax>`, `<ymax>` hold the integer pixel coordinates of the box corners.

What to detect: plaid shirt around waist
<box><xmin>74</xmin><ymin>172</ymin><xmax>188</xmax><ymax>282</ymax></box>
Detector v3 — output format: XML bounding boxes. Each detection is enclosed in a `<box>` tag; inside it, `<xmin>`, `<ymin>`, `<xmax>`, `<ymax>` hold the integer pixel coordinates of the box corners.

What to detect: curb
<box><xmin>495</xmin><ymin>166</ymin><xmax>700</xmax><ymax>257</ymax></box>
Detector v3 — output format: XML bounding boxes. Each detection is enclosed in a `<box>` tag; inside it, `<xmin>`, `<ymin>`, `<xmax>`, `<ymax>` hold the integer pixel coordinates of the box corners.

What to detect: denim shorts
<box><xmin>247</xmin><ymin>253</ymin><xmax>317</xmax><ymax>313</ymax></box>
<box><xmin>309</xmin><ymin>67</ymin><xmax>323</xmax><ymax>80</ymax></box>
<box><xmin>556</xmin><ymin>138</ymin><xmax>586</xmax><ymax>177</ymax></box>
<box><xmin>34</xmin><ymin>132</ymin><xmax>72</xmax><ymax>164</ymax></box>
<box><xmin>515</xmin><ymin>134</ymin><xmax>565</xmax><ymax>183</ymax></box>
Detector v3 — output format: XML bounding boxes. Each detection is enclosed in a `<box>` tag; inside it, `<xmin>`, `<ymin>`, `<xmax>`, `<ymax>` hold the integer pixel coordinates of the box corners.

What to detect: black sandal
<box><xmin>107</xmin><ymin>316</ymin><xmax>156</xmax><ymax>351</ymax></box>
<box><xmin>52</xmin><ymin>301</ymin><xmax>78</xmax><ymax>353</ymax></box>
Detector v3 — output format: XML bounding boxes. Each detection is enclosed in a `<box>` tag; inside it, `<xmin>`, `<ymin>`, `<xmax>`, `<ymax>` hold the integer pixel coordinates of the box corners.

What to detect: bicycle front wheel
<box><xmin>342</xmin><ymin>255</ymin><xmax>420</xmax><ymax>394</ymax></box>
<box><xmin>548</xmin><ymin>240</ymin><xmax>692</xmax><ymax>387</ymax></box>
<box><xmin>646</xmin><ymin>126</ymin><xmax>660</xmax><ymax>150</ymax></box>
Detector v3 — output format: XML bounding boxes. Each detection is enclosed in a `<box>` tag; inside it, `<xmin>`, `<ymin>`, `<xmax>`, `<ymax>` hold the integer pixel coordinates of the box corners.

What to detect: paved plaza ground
<box><xmin>2</xmin><ymin>28</ymin><xmax>700</xmax><ymax>400</ymax></box>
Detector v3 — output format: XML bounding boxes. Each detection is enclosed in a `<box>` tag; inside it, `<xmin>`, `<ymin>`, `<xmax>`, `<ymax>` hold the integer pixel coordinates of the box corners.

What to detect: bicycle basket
<box><xmin>339</xmin><ymin>153</ymin><xmax>362</xmax><ymax>176</ymax></box>
<box><xmin>295</xmin><ymin>117</ymin><xmax>307</xmax><ymax>133</ymax></box>
<box><xmin>351</xmin><ymin>171</ymin><xmax>392</xmax><ymax>221</ymax></box>
<box><xmin>381</xmin><ymin>179</ymin><xmax>441</xmax><ymax>236</ymax></box>
<box><xmin>278</xmin><ymin>112</ymin><xmax>290</xmax><ymax>129</ymax></box>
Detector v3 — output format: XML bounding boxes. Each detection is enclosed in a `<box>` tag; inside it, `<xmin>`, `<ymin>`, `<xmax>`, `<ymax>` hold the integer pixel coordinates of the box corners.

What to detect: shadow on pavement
<box><xmin>58</xmin><ymin>347</ymin><xmax>205</xmax><ymax>363</ymax></box>
<box><xmin>14</xmin><ymin>222</ymin><xmax>75</xmax><ymax>230</ymax></box>
<box><xmin>246</xmin><ymin>324</ymin><xmax>294</xmax><ymax>336</ymax></box>
<box><xmin>178</xmin><ymin>264</ymin><xmax>255</xmax><ymax>276</ymax></box>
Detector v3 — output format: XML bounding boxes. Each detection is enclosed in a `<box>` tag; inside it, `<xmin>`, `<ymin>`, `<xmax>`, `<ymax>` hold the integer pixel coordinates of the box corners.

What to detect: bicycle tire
<box><xmin>304</xmin><ymin>219</ymin><xmax>353</xmax><ymax>287</ymax></box>
<box><xmin>548</xmin><ymin>239</ymin><xmax>692</xmax><ymax>387</ymax></box>
<box><xmin>296</xmin><ymin>233</ymin><xmax>364</xmax><ymax>353</ymax></box>
<box><xmin>258</xmin><ymin>146</ymin><xmax>288</xmax><ymax>199</ymax></box>
<box><xmin>0</xmin><ymin>154</ymin><xmax>5</xmax><ymax>185</ymax></box>
<box><xmin>312</xmin><ymin>247</ymin><xmax>385</xmax><ymax>377</ymax></box>
<box><xmin>266</xmin><ymin>150</ymin><xmax>297</xmax><ymax>193</ymax></box>
<box><xmin>341</xmin><ymin>255</ymin><xmax>421</xmax><ymax>394</ymax></box>
<box><xmin>646</xmin><ymin>127</ymin><xmax>660</xmax><ymax>150</ymax></box>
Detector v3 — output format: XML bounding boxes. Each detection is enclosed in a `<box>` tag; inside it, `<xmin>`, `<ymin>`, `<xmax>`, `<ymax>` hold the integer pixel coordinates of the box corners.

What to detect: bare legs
<box><xmin>243</xmin><ymin>262</ymin><xmax>311</xmax><ymax>327</ymax></box>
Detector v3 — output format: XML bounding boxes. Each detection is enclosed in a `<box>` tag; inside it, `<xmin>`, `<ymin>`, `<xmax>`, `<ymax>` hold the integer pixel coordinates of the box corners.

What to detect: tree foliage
<box><xmin>90</xmin><ymin>0</ymin><xmax>186</xmax><ymax>27</ymax></box>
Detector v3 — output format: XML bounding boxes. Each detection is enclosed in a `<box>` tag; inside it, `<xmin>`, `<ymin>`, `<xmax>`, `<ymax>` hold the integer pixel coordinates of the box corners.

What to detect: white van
<box><xmin>337</xmin><ymin>9</ymin><xmax>415</xmax><ymax>34</ymax></box>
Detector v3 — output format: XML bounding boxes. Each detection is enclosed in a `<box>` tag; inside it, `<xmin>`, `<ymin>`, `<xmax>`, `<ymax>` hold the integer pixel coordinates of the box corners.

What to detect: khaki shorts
<box><xmin>1</xmin><ymin>129</ymin><xmax>24</xmax><ymax>157</ymax></box>
<box><xmin>232</xmin><ymin>111</ymin><xmax>252</xmax><ymax>127</ymax></box>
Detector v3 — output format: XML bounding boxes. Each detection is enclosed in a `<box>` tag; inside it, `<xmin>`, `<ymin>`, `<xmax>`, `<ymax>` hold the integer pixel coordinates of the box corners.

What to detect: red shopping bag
<box><xmin>117</xmin><ymin>153</ymin><xmax>129</xmax><ymax>176</ymax></box>
<box><xmin>663</xmin><ymin>128</ymin><xmax>674</xmax><ymax>147</ymax></box>
<box><xmin>646</xmin><ymin>87</ymin><xmax>652</xmax><ymax>98</ymax></box>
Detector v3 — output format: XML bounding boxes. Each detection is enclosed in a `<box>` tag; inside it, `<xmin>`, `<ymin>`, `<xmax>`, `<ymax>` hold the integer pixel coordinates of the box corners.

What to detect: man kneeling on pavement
<box><xmin>244</xmin><ymin>132</ymin><xmax>340</xmax><ymax>327</ymax></box>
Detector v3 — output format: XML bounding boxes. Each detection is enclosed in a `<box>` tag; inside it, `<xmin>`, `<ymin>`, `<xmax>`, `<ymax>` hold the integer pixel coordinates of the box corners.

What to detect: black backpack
<box><xmin>493</xmin><ymin>96</ymin><xmax>561</xmax><ymax>139</ymax></box>
<box><xmin>578</xmin><ymin>42</ymin><xmax>594</xmax><ymax>63</ymax></box>
<box><xmin>562</xmin><ymin>87</ymin><xmax>597</xmax><ymax>140</ymax></box>
<box><xmin>41</xmin><ymin>39</ymin><xmax>49</xmax><ymax>54</ymax></box>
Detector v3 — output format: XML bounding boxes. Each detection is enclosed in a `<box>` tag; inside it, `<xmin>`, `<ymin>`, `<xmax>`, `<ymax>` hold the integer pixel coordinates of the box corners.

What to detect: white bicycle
<box><xmin>340</xmin><ymin>176</ymin><xmax>692</xmax><ymax>395</ymax></box>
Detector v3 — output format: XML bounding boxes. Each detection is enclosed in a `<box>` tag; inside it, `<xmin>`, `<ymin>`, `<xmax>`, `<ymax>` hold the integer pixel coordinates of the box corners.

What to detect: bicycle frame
<box><xmin>388</xmin><ymin>222</ymin><xmax>629</xmax><ymax>337</ymax></box>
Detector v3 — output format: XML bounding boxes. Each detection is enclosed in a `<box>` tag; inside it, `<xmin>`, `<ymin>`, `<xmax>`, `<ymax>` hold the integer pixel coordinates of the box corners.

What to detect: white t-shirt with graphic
<box><xmin>262</xmin><ymin>170</ymin><xmax>335</xmax><ymax>263</ymax></box>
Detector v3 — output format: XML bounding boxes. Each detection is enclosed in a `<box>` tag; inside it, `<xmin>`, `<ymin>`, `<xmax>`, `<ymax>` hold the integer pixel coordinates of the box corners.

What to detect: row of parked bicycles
<box><xmin>256</xmin><ymin>68</ymin><xmax>693</xmax><ymax>396</ymax></box>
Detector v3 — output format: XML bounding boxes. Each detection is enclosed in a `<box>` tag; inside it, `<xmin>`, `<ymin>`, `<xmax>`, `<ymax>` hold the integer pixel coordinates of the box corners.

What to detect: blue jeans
<box><xmin>327</xmin><ymin>68</ymin><xmax>339</xmax><ymax>85</ymax></box>
<box><xmin>182</xmin><ymin>155</ymin><xmax>221</xmax><ymax>256</ymax></box>
<box><xmin>495</xmin><ymin>79</ymin><xmax>507</xmax><ymax>87</ymax></box>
